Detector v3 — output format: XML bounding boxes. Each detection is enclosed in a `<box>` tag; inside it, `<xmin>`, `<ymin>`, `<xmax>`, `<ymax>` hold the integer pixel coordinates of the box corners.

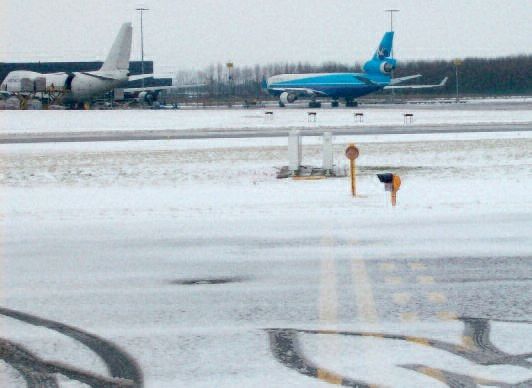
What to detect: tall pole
<box><xmin>385</xmin><ymin>10</ymin><xmax>399</xmax><ymax>103</ymax></box>
<box><xmin>136</xmin><ymin>8</ymin><xmax>149</xmax><ymax>88</ymax></box>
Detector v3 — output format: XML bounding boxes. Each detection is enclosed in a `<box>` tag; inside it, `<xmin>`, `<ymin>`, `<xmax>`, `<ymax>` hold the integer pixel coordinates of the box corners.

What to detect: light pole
<box><xmin>385</xmin><ymin>9</ymin><xmax>400</xmax><ymax>33</ymax></box>
<box><xmin>454</xmin><ymin>58</ymin><xmax>462</xmax><ymax>103</ymax></box>
<box><xmin>385</xmin><ymin>10</ymin><xmax>399</xmax><ymax>102</ymax></box>
<box><xmin>136</xmin><ymin>7</ymin><xmax>149</xmax><ymax>87</ymax></box>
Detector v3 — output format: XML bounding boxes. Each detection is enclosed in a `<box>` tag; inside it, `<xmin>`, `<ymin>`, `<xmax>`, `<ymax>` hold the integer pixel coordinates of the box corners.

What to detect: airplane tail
<box><xmin>363</xmin><ymin>31</ymin><xmax>396</xmax><ymax>75</ymax></box>
<box><xmin>100</xmin><ymin>23</ymin><xmax>132</xmax><ymax>72</ymax></box>
<box><xmin>372</xmin><ymin>31</ymin><xmax>394</xmax><ymax>60</ymax></box>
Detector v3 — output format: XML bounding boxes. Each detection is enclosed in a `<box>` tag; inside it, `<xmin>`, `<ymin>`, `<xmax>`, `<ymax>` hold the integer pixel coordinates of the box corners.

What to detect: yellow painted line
<box><xmin>317</xmin><ymin>369</ymin><xmax>343</xmax><ymax>385</ymax></box>
<box><xmin>318</xmin><ymin>238</ymin><xmax>341</xmax><ymax>385</ymax></box>
<box><xmin>400</xmin><ymin>312</ymin><xmax>418</xmax><ymax>322</ymax></box>
<box><xmin>416</xmin><ymin>275</ymin><xmax>434</xmax><ymax>284</ymax></box>
<box><xmin>319</xmin><ymin>256</ymin><xmax>338</xmax><ymax>323</ymax></box>
<box><xmin>437</xmin><ymin>311</ymin><xmax>458</xmax><ymax>321</ymax></box>
<box><xmin>427</xmin><ymin>292</ymin><xmax>447</xmax><ymax>303</ymax></box>
<box><xmin>384</xmin><ymin>276</ymin><xmax>402</xmax><ymax>285</ymax></box>
<box><xmin>406</xmin><ymin>336</ymin><xmax>430</xmax><ymax>347</ymax></box>
<box><xmin>351</xmin><ymin>260</ymin><xmax>379</xmax><ymax>323</ymax></box>
<box><xmin>409</xmin><ymin>262</ymin><xmax>426</xmax><ymax>271</ymax></box>
<box><xmin>462</xmin><ymin>335</ymin><xmax>475</xmax><ymax>350</ymax></box>
<box><xmin>392</xmin><ymin>292</ymin><xmax>411</xmax><ymax>305</ymax></box>
<box><xmin>417</xmin><ymin>366</ymin><xmax>446</xmax><ymax>382</ymax></box>
<box><xmin>379</xmin><ymin>262</ymin><xmax>396</xmax><ymax>272</ymax></box>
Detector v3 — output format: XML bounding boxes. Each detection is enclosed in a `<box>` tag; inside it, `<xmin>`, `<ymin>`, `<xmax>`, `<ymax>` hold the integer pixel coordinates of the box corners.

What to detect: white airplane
<box><xmin>0</xmin><ymin>23</ymin><xmax>149</xmax><ymax>108</ymax></box>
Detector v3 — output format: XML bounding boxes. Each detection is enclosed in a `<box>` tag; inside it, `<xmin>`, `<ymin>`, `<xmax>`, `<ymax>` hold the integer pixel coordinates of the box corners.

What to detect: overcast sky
<box><xmin>1</xmin><ymin>0</ymin><xmax>530</xmax><ymax>74</ymax></box>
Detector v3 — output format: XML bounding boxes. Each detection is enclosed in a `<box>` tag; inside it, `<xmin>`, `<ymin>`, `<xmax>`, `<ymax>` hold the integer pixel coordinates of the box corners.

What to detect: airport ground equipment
<box><xmin>277</xmin><ymin>131</ymin><xmax>346</xmax><ymax>179</ymax></box>
<box><xmin>377</xmin><ymin>173</ymin><xmax>401</xmax><ymax>206</ymax></box>
<box><xmin>345</xmin><ymin>144</ymin><xmax>360</xmax><ymax>197</ymax></box>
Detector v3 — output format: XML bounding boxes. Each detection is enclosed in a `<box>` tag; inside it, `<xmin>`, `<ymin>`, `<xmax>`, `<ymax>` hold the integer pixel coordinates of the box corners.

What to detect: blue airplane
<box><xmin>265</xmin><ymin>31</ymin><xmax>447</xmax><ymax>108</ymax></box>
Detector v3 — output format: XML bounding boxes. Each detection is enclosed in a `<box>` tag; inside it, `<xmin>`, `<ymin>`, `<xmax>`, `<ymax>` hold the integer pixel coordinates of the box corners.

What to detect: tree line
<box><xmin>172</xmin><ymin>54</ymin><xmax>531</xmax><ymax>101</ymax></box>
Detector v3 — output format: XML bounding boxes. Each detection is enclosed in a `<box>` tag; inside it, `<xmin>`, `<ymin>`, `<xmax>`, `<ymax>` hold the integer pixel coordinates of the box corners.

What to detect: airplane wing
<box><xmin>128</xmin><ymin>74</ymin><xmax>155</xmax><ymax>81</ymax></box>
<box><xmin>385</xmin><ymin>77</ymin><xmax>448</xmax><ymax>89</ymax></box>
<box><xmin>80</xmin><ymin>72</ymin><xmax>122</xmax><ymax>81</ymax></box>
<box><xmin>123</xmin><ymin>84</ymin><xmax>206</xmax><ymax>93</ymax></box>
<box><xmin>269</xmin><ymin>87</ymin><xmax>329</xmax><ymax>97</ymax></box>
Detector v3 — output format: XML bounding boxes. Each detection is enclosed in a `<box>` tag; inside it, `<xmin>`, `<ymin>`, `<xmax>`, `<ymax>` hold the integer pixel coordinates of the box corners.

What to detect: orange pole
<box><xmin>350</xmin><ymin>159</ymin><xmax>356</xmax><ymax>197</ymax></box>
<box><xmin>391</xmin><ymin>191</ymin><xmax>397</xmax><ymax>207</ymax></box>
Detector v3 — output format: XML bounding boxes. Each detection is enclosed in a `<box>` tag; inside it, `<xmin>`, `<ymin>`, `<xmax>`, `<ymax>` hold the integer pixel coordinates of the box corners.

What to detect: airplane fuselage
<box><xmin>0</xmin><ymin>69</ymin><xmax>128</xmax><ymax>103</ymax></box>
<box><xmin>267</xmin><ymin>72</ymin><xmax>391</xmax><ymax>100</ymax></box>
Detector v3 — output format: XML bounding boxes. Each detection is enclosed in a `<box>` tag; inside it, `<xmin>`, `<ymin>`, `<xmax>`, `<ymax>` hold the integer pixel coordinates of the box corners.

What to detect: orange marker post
<box><xmin>345</xmin><ymin>144</ymin><xmax>360</xmax><ymax>197</ymax></box>
<box><xmin>391</xmin><ymin>175</ymin><xmax>401</xmax><ymax>206</ymax></box>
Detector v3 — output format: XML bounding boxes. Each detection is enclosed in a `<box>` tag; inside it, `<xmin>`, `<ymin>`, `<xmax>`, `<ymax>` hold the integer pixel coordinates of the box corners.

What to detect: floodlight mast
<box><xmin>136</xmin><ymin>7</ymin><xmax>149</xmax><ymax>87</ymax></box>
<box><xmin>385</xmin><ymin>9</ymin><xmax>399</xmax><ymax>102</ymax></box>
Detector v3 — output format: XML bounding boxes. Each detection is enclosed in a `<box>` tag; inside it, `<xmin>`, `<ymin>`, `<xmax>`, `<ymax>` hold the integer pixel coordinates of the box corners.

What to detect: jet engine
<box><xmin>137</xmin><ymin>91</ymin><xmax>155</xmax><ymax>104</ymax></box>
<box><xmin>280</xmin><ymin>91</ymin><xmax>297</xmax><ymax>105</ymax></box>
<box><xmin>362</xmin><ymin>58</ymin><xmax>397</xmax><ymax>75</ymax></box>
<box><xmin>380</xmin><ymin>61</ymin><xmax>396</xmax><ymax>74</ymax></box>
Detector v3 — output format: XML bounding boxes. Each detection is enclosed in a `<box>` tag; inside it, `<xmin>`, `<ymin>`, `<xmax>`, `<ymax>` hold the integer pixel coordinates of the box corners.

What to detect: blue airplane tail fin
<box><xmin>372</xmin><ymin>31</ymin><xmax>394</xmax><ymax>60</ymax></box>
<box><xmin>363</xmin><ymin>32</ymin><xmax>396</xmax><ymax>75</ymax></box>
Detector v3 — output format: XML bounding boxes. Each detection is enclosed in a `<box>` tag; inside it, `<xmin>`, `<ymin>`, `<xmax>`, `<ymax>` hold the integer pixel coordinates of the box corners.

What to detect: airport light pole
<box><xmin>136</xmin><ymin>7</ymin><xmax>149</xmax><ymax>88</ymax></box>
<box><xmin>385</xmin><ymin>9</ymin><xmax>400</xmax><ymax>33</ymax></box>
<box><xmin>385</xmin><ymin>9</ymin><xmax>399</xmax><ymax>103</ymax></box>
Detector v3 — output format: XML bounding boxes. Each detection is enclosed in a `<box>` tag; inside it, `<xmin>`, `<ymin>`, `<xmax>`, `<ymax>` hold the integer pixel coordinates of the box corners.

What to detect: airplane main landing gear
<box><xmin>345</xmin><ymin>99</ymin><xmax>358</xmax><ymax>107</ymax></box>
<box><xmin>331</xmin><ymin>100</ymin><xmax>339</xmax><ymax>108</ymax></box>
<box><xmin>308</xmin><ymin>101</ymin><xmax>321</xmax><ymax>108</ymax></box>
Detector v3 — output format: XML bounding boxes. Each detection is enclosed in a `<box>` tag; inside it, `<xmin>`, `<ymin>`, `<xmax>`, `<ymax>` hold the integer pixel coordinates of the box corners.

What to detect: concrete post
<box><xmin>322</xmin><ymin>132</ymin><xmax>333</xmax><ymax>174</ymax></box>
<box><xmin>288</xmin><ymin>130</ymin><xmax>302</xmax><ymax>174</ymax></box>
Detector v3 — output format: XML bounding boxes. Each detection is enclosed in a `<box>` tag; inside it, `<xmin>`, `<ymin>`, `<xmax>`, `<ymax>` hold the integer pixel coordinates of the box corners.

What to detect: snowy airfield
<box><xmin>0</xmin><ymin>102</ymin><xmax>531</xmax><ymax>387</ymax></box>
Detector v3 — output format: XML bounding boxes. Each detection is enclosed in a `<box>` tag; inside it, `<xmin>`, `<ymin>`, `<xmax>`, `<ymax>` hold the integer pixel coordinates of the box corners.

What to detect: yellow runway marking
<box><xmin>317</xmin><ymin>369</ymin><xmax>343</xmax><ymax>385</ymax></box>
<box><xmin>384</xmin><ymin>276</ymin><xmax>402</xmax><ymax>285</ymax></box>
<box><xmin>417</xmin><ymin>366</ymin><xmax>446</xmax><ymax>382</ymax></box>
<box><xmin>319</xmin><ymin>257</ymin><xmax>338</xmax><ymax>323</ymax></box>
<box><xmin>351</xmin><ymin>260</ymin><xmax>379</xmax><ymax>323</ymax></box>
<box><xmin>437</xmin><ymin>311</ymin><xmax>458</xmax><ymax>321</ymax></box>
<box><xmin>318</xmin><ymin>238</ymin><xmax>341</xmax><ymax>385</ymax></box>
<box><xmin>393</xmin><ymin>292</ymin><xmax>411</xmax><ymax>305</ymax></box>
<box><xmin>409</xmin><ymin>262</ymin><xmax>426</xmax><ymax>271</ymax></box>
<box><xmin>417</xmin><ymin>275</ymin><xmax>434</xmax><ymax>284</ymax></box>
<box><xmin>462</xmin><ymin>335</ymin><xmax>474</xmax><ymax>350</ymax></box>
<box><xmin>407</xmin><ymin>336</ymin><xmax>430</xmax><ymax>347</ymax></box>
<box><xmin>427</xmin><ymin>292</ymin><xmax>447</xmax><ymax>303</ymax></box>
<box><xmin>379</xmin><ymin>262</ymin><xmax>396</xmax><ymax>272</ymax></box>
<box><xmin>400</xmin><ymin>312</ymin><xmax>418</xmax><ymax>322</ymax></box>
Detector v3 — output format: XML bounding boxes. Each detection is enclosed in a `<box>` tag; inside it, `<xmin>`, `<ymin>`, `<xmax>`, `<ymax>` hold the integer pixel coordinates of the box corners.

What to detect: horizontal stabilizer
<box><xmin>384</xmin><ymin>77</ymin><xmax>448</xmax><ymax>90</ymax></box>
<box><xmin>388</xmin><ymin>74</ymin><xmax>422</xmax><ymax>85</ymax></box>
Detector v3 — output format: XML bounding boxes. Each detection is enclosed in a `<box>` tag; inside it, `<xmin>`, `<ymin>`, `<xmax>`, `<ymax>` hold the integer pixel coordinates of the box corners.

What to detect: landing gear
<box><xmin>345</xmin><ymin>99</ymin><xmax>358</xmax><ymax>107</ymax></box>
<box><xmin>278</xmin><ymin>100</ymin><xmax>285</xmax><ymax>107</ymax></box>
<box><xmin>308</xmin><ymin>96</ymin><xmax>321</xmax><ymax>108</ymax></box>
<box><xmin>331</xmin><ymin>100</ymin><xmax>339</xmax><ymax>108</ymax></box>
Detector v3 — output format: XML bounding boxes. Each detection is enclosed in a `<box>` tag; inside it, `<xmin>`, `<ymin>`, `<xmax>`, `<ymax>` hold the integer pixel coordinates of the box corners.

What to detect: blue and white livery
<box><xmin>266</xmin><ymin>32</ymin><xmax>447</xmax><ymax>107</ymax></box>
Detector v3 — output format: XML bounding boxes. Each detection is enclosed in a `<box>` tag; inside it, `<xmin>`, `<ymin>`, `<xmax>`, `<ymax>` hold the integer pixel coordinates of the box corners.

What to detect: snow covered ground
<box><xmin>0</xmin><ymin>107</ymin><xmax>531</xmax><ymax>386</ymax></box>
<box><xmin>1</xmin><ymin>101</ymin><xmax>531</xmax><ymax>134</ymax></box>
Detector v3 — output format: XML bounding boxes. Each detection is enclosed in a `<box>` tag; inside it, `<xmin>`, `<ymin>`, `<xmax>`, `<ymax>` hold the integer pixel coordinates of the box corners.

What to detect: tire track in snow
<box><xmin>0</xmin><ymin>307</ymin><xmax>143</xmax><ymax>387</ymax></box>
